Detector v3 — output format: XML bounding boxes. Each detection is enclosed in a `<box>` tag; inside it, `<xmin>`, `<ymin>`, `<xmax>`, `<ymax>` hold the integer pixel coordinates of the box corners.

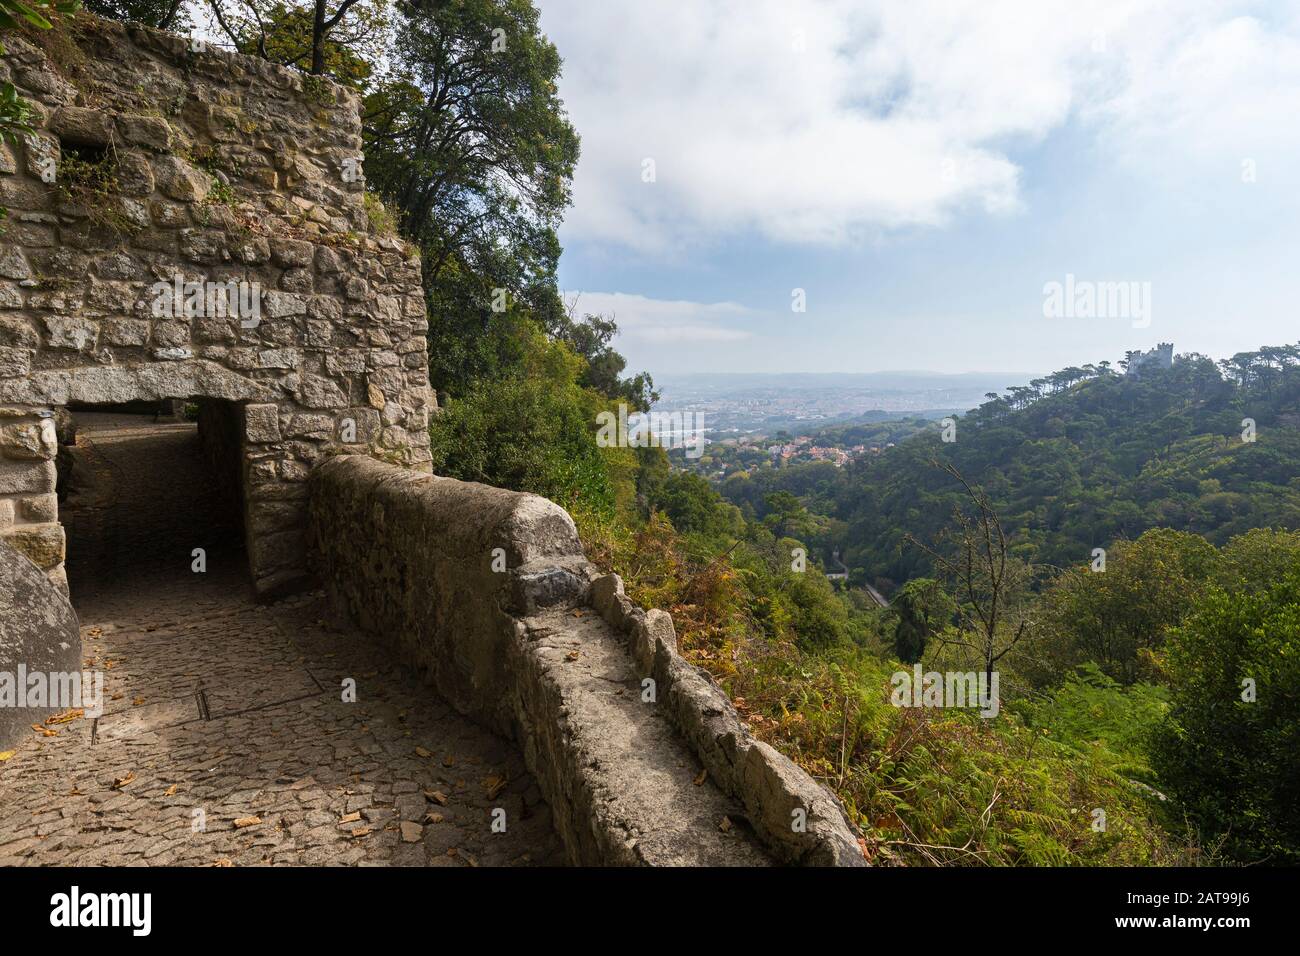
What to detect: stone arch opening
<box><xmin>58</xmin><ymin>397</ymin><xmax>251</xmax><ymax>605</ymax></box>
<box><xmin>2</xmin><ymin>367</ymin><xmax>315</xmax><ymax>604</ymax></box>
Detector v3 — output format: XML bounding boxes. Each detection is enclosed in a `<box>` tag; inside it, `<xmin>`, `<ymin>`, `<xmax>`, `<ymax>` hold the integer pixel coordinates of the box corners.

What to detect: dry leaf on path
<box><xmin>233</xmin><ymin>816</ymin><xmax>262</xmax><ymax>828</ymax></box>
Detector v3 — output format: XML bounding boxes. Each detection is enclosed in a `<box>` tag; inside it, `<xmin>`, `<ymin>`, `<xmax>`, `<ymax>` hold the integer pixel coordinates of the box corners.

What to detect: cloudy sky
<box><xmin>535</xmin><ymin>0</ymin><xmax>1300</xmax><ymax>378</ymax></box>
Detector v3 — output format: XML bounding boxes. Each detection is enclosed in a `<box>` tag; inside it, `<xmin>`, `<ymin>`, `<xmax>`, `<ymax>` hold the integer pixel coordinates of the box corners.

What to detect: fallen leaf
<box><xmin>348</xmin><ymin>826</ymin><xmax>373</xmax><ymax>838</ymax></box>
<box><xmin>484</xmin><ymin>775</ymin><xmax>507</xmax><ymax>799</ymax></box>
<box><xmin>565</xmin><ymin>650</ymin><xmax>580</xmax><ymax>661</ymax></box>
<box><xmin>163</xmin><ymin>784</ymin><xmax>178</xmax><ymax>797</ymax></box>
<box><xmin>31</xmin><ymin>724</ymin><xmax>57</xmax><ymax>738</ymax></box>
<box><xmin>425</xmin><ymin>790</ymin><xmax>448</xmax><ymax>805</ymax></box>
<box><xmin>441</xmin><ymin>755</ymin><xmax>454</xmax><ymax>767</ymax></box>
<box><xmin>339</xmin><ymin>811</ymin><xmax>361</xmax><ymax>824</ymax></box>
<box><xmin>718</xmin><ymin>816</ymin><xmax>733</xmax><ymax>833</ymax></box>
<box><xmin>414</xmin><ymin>746</ymin><xmax>432</xmax><ymax>758</ymax></box>
<box><xmin>111</xmin><ymin>771</ymin><xmax>136</xmax><ymax>790</ymax></box>
<box><xmin>0</xmin><ymin>750</ymin><xmax>15</xmax><ymax>762</ymax></box>
<box><xmin>233</xmin><ymin>816</ymin><xmax>262</xmax><ymax>829</ymax></box>
<box><xmin>693</xmin><ymin>769</ymin><xmax>708</xmax><ymax>786</ymax></box>
<box><xmin>211</xmin><ymin>858</ymin><xmax>234</xmax><ymax>867</ymax></box>
<box><xmin>46</xmin><ymin>709</ymin><xmax>83</xmax><ymax>726</ymax></box>
<box><xmin>424</xmin><ymin>812</ymin><xmax>444</xmax><ymax>824</ymax></box>
<box><xmin>132</xmin><ymin>697</ymin><xmax>145</xmax><ymax>707</ymax></box>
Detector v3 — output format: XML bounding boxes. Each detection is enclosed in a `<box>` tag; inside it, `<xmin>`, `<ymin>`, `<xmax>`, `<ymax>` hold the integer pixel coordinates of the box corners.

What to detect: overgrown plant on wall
<box><xmin>0</xmin><ymin>0</ymin><xmax>79</xmax><ymax>174</ymax></box>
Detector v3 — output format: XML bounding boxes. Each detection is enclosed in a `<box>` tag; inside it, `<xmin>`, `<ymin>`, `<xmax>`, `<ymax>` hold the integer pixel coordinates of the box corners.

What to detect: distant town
<box><xmin>652</xmin><ymin>370</ymin><xmax>1028</xmax><ymax>477</ymax></box>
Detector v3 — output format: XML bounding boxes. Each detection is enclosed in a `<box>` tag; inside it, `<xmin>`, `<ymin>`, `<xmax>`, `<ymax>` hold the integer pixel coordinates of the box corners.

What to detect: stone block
<box><xmin>154</xmin><ymin>155</ymin><xmax>211</xmax><ymax>202</ymax></box>
<box><xmin>1</xmin><ymin>522</ymin><xmax>64</xmax><ymax>570</ymax></box>
<box><xmin>118</xmin><ymin>114</ymin><xmax>173</xmax><ymax>151</ymax></box>
<box><xmin>0</xmin><ymin>458</ymin><xmax>54</xmax><ymax>495</ymax></box>
<box><xmin>0</xmin><ymin>346</ymin><xmax>32</xmax><ymax>378</ymax></box>
<box><xmin>0</xmin><ymin>420</ymin><xmax>55</xmax><ymax>460</ymax></box>
<box><xmin>49</xmin><ymin>106</ymin><xmax>114</xmax><ymax>147</ymax></box>
<box><xmin>244</xmin><ymin>403</ymin><xmax>281</xmax><ymax>443</ymax></box>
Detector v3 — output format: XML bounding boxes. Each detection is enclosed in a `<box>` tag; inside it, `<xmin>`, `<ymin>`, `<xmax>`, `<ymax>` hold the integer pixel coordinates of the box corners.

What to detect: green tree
<box><xmin>362</xmin><ymin>0</ymin><xmax>580</xmax><ymax>395</ymax></box>
<box><xmin>652</xmin><ymin>471</ymin><xmax>741</xmax><ymax>539</ymax></box>
<box><xmin>1150</xmin><ymin>565</ymin><xmax>1300</xmax><ymax>863</ymax></box>
<box><xmin>889</xmin><ymin>577</ymin><xmax>954</xmax><ymax>663</ymax></box>
<box><xmin>82</xmin><ymin>0</ymin><xmax>182</xmax><ymax>28</ymax></box>
<box><xmin>205</xmin><ymin>0</ymin><xmax>383</xmax><ymax>78</ymax></box>
<box><xmin>426</xmin><ymin>327</ymin><xmax>616</xmax><ymax>513</ymax></box>
<box><xmin>1026</xmin><ymin>529</ymin><xmax>1217</xmax><ymax>686</ymax></box>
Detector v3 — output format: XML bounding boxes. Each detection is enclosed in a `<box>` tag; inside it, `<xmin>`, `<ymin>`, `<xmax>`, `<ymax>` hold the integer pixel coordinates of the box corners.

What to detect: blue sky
<box><xmin>537</xmin><ymin>0</ymin><xmax>1300</xmax><ymax>379</ymax></box>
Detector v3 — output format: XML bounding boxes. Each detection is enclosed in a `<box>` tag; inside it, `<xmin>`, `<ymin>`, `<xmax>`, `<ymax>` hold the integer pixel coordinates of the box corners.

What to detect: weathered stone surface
<box><xmin>0</xmin><ymin>458</ymin><xmax>54</xmax><ymax>494</ymax></box>
<box><xmin>48</xmin><ymin>106</ymin><xmax>114</xmax><ymax>147</ymax></box>
<box><xmin>0</xmin><ymin>538</ymin><xmax>80</xmax><ymax>749</ymax></box>
<box><xmin>117</xmin><ymin>113</ymin><xmax>172</xmax><ymax>151</ymax></box>
<box><xmin>599</xmin><ymin>572</ymin><xmax>868</xmax><ymax>867</ymax></box>
<box><xmin>309</xmin><ymin>455</ymin><xmax>864</xmax><ymax>867</ymax></box>
<box><xmin>296</xmin><ymin>374</ymin><xmax>347</xmax><ymax>409</ymax></box>
<box><xmin>0</xmin><ymin>420</ymin><xmax>55</xmax><ymax>460</ymax></box>
<box><xmin>1</xmin><ymin>522</ymin><xmax>65</xmax><ymax>571</ymax></box>
<box><xmin>244</xmin><ymin>402</ymin><xmax>281</xmax><ymax>443</ymax></box>
<box><xmin>153</xmin><ymin>155</ymin><xmax>210</xmax><ymax>202</ymax></box>
<box><xmin>0</xmin><ymin>248</ymin><xmax>31</xmax><ymax>280</ymax></box>
<box><xmin>0</xmin><ymin>346</ymin><xmax>32</xmax><ymax>378</ymax></box>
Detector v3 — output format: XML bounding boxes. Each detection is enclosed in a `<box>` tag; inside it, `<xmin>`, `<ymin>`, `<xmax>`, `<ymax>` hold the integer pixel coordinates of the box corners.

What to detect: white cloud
<box><xmin>537</xmin><ymin>0</ymin><xmax>1300</xmax><ymax>251</ymax></box>
<box><xmin>564</xmin><ymin>291</ymin><xmax>753</xmax><ymax>342</ymax></box>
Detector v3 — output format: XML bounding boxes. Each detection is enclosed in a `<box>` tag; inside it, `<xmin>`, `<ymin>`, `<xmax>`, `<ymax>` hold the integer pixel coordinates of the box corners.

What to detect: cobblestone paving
<box><xmin>0</xmin><ymin>414</ymin><xmax>566</xmax><ymax>867</ymax></box>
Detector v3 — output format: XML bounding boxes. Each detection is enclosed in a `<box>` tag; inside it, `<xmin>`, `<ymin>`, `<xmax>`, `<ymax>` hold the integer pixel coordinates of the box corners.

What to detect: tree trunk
<box><xmin>310</xmin><ymin>0</ymin><xmax>327</xmax><ymax>75</ymax></box>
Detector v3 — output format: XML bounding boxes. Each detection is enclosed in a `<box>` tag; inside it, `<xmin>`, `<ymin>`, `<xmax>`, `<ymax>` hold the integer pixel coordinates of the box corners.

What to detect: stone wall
<box><xmin>309</xmin><ymin>455</ymin><xmax>867</xmax><ymax>866</ymax></box>
<box><xmin>0</xmin><ymin>16</ymin><xmax>432</xmax><ymax>596</ymax></box>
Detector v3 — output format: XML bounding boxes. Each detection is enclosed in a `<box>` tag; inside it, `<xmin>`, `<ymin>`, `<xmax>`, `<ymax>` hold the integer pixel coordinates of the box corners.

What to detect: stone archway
<box><xmin>0</xmin><ymin>362</ymin><xmax>309</xmax><ymax>598</ymax></box>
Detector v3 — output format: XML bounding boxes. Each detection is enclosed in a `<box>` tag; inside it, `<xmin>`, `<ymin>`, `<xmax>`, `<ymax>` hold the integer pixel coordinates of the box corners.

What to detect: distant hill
<box><xmin>718</xmin><ymin>346</ymin><xmax>1300</xmax><ymax>589</ymax></box>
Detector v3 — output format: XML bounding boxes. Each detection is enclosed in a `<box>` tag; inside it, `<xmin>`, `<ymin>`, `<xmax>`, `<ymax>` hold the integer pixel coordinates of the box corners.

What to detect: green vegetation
<box><xmin>1</xmin><ymin>0</ymin><xmax>80</xmax><ymax>139</ymax></box>
<box><xmin>716</xmin><ymin>350</ymin><xmax>1300</xmax><ymax>591</ymax></box>
<box><xmin>1</xmin><ymin>0</ymin><xmax>80</xmax><ymax>231</ymax></box>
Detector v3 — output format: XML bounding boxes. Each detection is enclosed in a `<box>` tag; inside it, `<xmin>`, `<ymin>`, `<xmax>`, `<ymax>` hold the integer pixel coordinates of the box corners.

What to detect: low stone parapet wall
<box><xmin>307</xmin><ymin>454</ymin><xmax>865</xmax><ymax>866</ymax></box>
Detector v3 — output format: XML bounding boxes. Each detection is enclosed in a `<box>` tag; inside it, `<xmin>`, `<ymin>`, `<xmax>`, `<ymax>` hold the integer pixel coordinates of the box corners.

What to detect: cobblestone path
<box><xmin>0</xmin><ymin>414</ymin><xmax>565</xmax><ymax>867</ymax></box>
